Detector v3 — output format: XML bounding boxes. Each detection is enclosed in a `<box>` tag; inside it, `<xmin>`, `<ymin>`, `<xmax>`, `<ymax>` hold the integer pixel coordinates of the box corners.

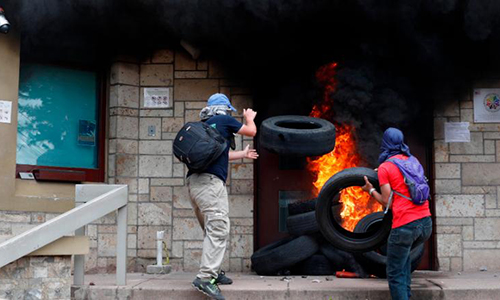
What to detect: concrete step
<box><xmin>71</xmin><ymin>271</ymin><xmax>500</xmax><ymax>300</ymax></box>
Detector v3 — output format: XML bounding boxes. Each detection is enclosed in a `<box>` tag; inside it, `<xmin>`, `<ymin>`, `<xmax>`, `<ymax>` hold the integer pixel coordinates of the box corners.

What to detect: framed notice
<box><xmin>474</xmin><ymin>88</ymin><xmax>500</xmax><ymax>123</ymax></box>
<box><xmin>144</xmin><ymin>88</ymin><xmax>171</xmax><ymax>108</ymax></box>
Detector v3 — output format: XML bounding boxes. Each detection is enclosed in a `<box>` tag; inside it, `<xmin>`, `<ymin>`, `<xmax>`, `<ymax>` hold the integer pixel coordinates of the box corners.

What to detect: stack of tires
<box><xmin>251</xmin><ymin>167</ymin><xmax>426</xmax><ymax>277</ymax></box>
<box><xmin>252</xmin><ymin>114</ymin><xmax>348</xmax><ymax>275</ymax></box>
<box><xmin>253</xmin><ymin>115</ymin><xmax>425</xmax><ymax>276</ymax></box>
<box><xmin>251</xmin><ymin>198</ymin><xmax>366</xmax><ymax>276</ymax></box>
<box><xmin>251</xmin><ymin>200</ymin><xmax>425</xmax><ymax>277</ymax></box>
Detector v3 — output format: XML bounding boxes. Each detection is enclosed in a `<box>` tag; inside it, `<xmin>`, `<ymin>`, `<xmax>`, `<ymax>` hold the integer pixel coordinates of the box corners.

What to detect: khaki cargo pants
<box><xmin>187</xmin><ymin>173</ymin><xmax>230</xmax><ymax>280</ymax></box>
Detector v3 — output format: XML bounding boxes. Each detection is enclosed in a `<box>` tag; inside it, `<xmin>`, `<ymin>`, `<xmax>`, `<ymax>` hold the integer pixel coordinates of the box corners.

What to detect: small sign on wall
<box><xmin>474</xmin><ymin>88</ymin><xmax>500</xmax><ymax>123</ymax></box>
<box><xmin>0</xmin><ymin>100</ymin><xmax>12</xmax><ymax>124</ymax></box>
<box><xmin>445</xmin><ymin>122</ymin><xmax>470</xmax><ymax>143</ymax></box>
<box><xmin>144</xmin><ymin>88</ymin><xmax>172</xmax><ymax>108</ymax></box>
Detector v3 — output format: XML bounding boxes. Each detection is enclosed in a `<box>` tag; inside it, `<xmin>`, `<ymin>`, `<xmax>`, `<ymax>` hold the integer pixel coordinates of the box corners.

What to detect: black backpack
<box><xmin>173</xmin><ymin>121</ymin><xmax>228</xmax><ymax>172</ymax></box>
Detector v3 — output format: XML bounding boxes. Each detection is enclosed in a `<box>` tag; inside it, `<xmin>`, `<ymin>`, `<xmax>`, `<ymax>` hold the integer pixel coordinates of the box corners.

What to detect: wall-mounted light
<box><xmin>0</xmin><ymin>7</ymin><xmax>10</xmax><ymax>34</ymax></box>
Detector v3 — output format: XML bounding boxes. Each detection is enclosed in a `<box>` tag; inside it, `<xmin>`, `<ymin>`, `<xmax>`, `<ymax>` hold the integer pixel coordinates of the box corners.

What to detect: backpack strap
<box><xmin>202</xmin><ymin>118</ymin><xmax>232</xmax><ymax>146</ymax></box>
<box><xmin>203</xmin><ymin>118</ymin><xmax>236</xmax><ymax>150</ymax></box>
<box><xmin>384</xmin><ymin>191</ymin><xmax>394</xmax><ymax>215</ymax></box>
<box><xmin>392</xmin><ymin>190</ymin><xmax>412</xmax><ymax>200</ymax></box>
<box><xmin>385</xmin><ymin>158</ymin><xmax>413</xmax><ymax>202</ymax></box>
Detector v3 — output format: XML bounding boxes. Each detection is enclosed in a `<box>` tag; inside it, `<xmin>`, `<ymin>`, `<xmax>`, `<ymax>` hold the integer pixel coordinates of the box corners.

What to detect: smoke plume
<box><xmin>3</xmin><ymin>0</ymin><xmax>500</xmax><ymax>164</ymax></box>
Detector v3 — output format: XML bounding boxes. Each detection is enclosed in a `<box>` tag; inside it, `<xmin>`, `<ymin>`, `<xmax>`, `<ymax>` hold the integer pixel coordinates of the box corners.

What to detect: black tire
<box><xmin>297</xmin><ymin>254</ymin><xmax>335</xmax><ymax>275</ymax></box>
<box><xmin>315</xmin><ymin>167</ymin><xmax>393</xmax><ymax>253</ymax></box>
<box><xmin>251</xmin><ymin>235</ymin><xmax>319</xmax><ymax>275</ymax></box>
<box><xmin>353</xmin><ymin>212</ymin><xmax>425</xmax><ymax>278</ymax></box>
<box><xmin>319</xmin><ymin>243</ymin><xmax>368</xmax><ymax>277</ymax></box>
<box><xmin>288</xmin><ymin>198</ymin><xmax>317</xmax><ymax>216</ymax></box>
<box><xmin>260</xmin><ymin>115</ymin><xmax>336</xmax><ymax>156</ymax></box>
<box><xmin>286</xmin><ymin>211</ymin><xmax>319</xmax><ymax>236</ymax></box>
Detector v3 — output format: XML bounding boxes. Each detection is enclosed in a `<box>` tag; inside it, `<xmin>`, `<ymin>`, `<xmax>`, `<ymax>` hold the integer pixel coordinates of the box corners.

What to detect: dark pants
<box><xmin>386</xmin><ymin>216</ymin><xmax>432</xmax><ymax>300</ymax></box>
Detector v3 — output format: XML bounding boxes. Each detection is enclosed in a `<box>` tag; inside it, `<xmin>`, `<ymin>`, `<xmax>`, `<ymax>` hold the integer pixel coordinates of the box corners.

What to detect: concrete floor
<box><xmin>71</xmin><ymin>271</ymin><xmax>500</xmax><ymax>300</ymax></box>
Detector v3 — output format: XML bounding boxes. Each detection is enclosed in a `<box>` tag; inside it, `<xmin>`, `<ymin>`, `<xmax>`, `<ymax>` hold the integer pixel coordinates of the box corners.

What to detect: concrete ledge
<box><xmin>71</xmin><ymin>271</ymin><xmax>500</xmax><ymax>300</ymax></box>
<box><xmin>28</xmin><ymin>236</ymin><xmax>89</xmax><ymax>256</ymax></box>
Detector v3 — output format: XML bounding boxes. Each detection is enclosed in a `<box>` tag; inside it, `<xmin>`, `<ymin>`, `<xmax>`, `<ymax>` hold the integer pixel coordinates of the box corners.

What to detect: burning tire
<box><xmin>353</xmin><ymin>212</ymin><xmax>425</xmax><ymax>278</ymax></box>
<box><xmin>251</xmin><ymin>235</ymin><xmax>319</xmax><ymax>275</ymax></box>
<box><xmin>315</xmin><ymin>167</ymin><xmax>393</xmax><ymax>253</ymax></box>
<box><xmin>286</xmin><ymin>211</ymin><xmax>319</xmax><ymax>236</ymax></box>
<box><xmin>259</xmin><ymin>115</ymin><xmax>336</xmax><ymax>156</ymax></box>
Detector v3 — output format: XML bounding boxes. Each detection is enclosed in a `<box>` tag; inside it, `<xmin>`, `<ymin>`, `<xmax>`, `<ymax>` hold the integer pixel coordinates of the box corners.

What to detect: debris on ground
<box><xmin>480</xmin><ymin>266</ymin><xmax>488</xmax><ymax>272</ymax></box>
<box><xmin>312</xmin><ymin>279</ymin><xmax>321</xmax><ymax>283</ymax></box>
<box><xmin>336</xmin><ymin>271</ymin><xmax>361</xmax><ymax>278</ymax></box>
<box><xmin>280</xmin><ymin>276</ymin><xmax>292</xmax><ymax>282</ymax></box>
<box><xmin>325</xmin><ymin>277</ymin><xmax>333</xmax><ymax>281</ymax></box>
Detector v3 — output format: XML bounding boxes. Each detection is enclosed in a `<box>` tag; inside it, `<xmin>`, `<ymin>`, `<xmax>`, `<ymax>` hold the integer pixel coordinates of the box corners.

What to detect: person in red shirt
<box><xmin>361</xmin><ymin>127</ymin><xmax>432</xmax><ymax>300</ymax></box>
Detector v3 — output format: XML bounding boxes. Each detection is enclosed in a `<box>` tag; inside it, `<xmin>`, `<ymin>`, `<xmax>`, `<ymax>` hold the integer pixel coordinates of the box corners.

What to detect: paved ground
<box><xmin>71</xmin><ymin>271</ymin><xmax>500</xmax><ymax>299</ymax></box>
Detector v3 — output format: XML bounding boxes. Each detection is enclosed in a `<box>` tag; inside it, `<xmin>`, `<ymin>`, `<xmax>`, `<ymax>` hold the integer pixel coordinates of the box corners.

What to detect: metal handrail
<box><xmin>0</xmin><ymin>184</ymin><xmax>128</xmax><ymax>285</ymax></box>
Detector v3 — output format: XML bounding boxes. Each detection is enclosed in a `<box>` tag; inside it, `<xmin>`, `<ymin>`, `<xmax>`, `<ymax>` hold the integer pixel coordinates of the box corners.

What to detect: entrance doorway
<box><xmin>255</xmin><ymin>122</ymin><xmax>436</xmax><ymax>270</ymax></box>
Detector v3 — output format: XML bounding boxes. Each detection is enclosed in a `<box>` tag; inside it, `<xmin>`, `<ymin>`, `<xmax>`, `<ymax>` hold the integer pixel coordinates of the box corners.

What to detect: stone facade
<box><xmin>101</xmin><ymin>48</ymin><xmax>255</xmax><ymax>273</ymax></box>
<box><xmin>434</xmin><ymin>94</ymin><xmax>500</xmax><ymax>271</ymax></box>
<box><xmin>0</xmin><ymin>256</ymin><xmax>72</xmax><ymax>300</ymax></box>
<box><xmin>0</xmin><ymin>211</ymin><xmax>61</xmax><ymax>244</ymax></box>
<box><xmin>10</xmin><ymin>49</ymin><xmax>500</xmax><ymax>277</ymax></box>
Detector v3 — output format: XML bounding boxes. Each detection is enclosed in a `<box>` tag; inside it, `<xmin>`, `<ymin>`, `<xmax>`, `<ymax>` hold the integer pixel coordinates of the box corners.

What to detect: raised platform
<box><xmin>71</xmin><ymin>271</ymin><xmax>500</xmax><ymax>300</ymax></box>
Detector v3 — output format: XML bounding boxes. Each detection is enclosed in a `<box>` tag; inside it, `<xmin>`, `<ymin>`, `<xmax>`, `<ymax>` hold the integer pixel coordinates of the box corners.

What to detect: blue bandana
<box><xmin>378</xmin><ymin>127</ymin><xmax>411</xmax><ymax>164</ymax></box>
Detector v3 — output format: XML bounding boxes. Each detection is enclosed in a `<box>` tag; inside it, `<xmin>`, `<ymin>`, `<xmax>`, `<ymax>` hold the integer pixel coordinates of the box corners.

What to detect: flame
<box><xmin>308</xmin><ymin>62</ymin><xmax>382</xmax><ymax>231</ymax></box>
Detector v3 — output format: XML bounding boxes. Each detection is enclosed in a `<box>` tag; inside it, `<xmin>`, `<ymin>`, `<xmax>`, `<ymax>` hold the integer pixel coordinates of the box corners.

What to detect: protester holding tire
<box><xmin>361</xmin><ymin>127</ymin><xmax>432</xmax><ymax>300</ymax></box>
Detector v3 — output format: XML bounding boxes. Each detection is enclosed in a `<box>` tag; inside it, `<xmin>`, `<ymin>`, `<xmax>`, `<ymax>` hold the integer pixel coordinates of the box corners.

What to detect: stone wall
<box><xmin>101</xmin><ymin>48</ymin><xmax>255</xmax><ymax>273</ymax></box>
<box><xmin>0</xmin><ymin>211</ymin><xmax>60</xmax><ymax>243</ymax></box>
<box><xmin>0</xmin><ymin>256</ymin><xmax>72</xmax><ymax>300</ymax></box>
<box><xmin>434</xmin><ymin>93</ymin><xmax>500</xmax><ymax>271</ymax></box>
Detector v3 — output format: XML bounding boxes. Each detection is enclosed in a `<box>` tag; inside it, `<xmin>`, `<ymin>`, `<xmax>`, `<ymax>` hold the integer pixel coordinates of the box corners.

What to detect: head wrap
<box><xmin>378</xmin><ymin>127</ymin><xmax>411</xmax><ymax>164</ymax></box>
<box><xmin>199</xmin><ymin>105</ymin><xmax>230</xmax><ymax>121</ymax></box>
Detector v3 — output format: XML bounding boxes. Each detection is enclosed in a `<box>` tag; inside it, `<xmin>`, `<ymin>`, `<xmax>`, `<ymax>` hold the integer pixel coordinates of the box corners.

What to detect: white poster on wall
<box><xmin>444</xmin><ymin>122</ymin><xmax>470</xmax><ymax>143</ymax></box>
<box><xmin>144</xmin><ymin>88</ymin><xmax>171</xmax><ymax>108</ymax></box>
<box><xmin>474</xmin><ymin>88</ymin><xmax>500</xmax><ymax>123</ymax></box>
<box><xmin>0</xmin><ymin>100</ymin><xmax>12</xmax><ymax>124</ymax></box>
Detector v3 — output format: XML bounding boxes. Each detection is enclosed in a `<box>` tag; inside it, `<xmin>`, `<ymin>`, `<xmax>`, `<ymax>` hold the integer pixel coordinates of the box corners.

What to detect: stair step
<box><xmin>70</xmin><ymin>271</ymin><xmax>500</xmax><ymax>300</ymax></box>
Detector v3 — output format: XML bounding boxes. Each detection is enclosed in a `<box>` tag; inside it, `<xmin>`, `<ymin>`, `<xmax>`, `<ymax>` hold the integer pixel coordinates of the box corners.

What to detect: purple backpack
<box><xmin>387</xmin><ymin>156</ymin><xmax>430</xmax><ymax>205</ymax></box>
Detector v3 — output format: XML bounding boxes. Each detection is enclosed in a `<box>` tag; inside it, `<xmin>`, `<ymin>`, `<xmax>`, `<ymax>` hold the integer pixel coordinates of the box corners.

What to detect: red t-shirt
<box><xmin>378</xmin><ymin>154</ymin><xmax>431</xmax><ymax>229</ymax></box>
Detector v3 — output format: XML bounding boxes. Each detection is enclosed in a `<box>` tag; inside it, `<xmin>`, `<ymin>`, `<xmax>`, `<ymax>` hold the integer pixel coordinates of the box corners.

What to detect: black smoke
<box><xmin>3</xmin><ymin>0</ymin><xmax>500</xmax><ymax>164</ymax></box>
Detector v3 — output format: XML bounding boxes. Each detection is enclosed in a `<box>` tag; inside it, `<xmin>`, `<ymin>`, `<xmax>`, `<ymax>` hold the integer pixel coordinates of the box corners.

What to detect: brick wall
<box><xmin>102</xmin><ymin>48</ymin><xmax>255</xmax><ymax>273</ymax></box>
<box><xmin>434</xmin><ymin>93</ymin><xmax>500</xmax><ymax>271</ymax></box>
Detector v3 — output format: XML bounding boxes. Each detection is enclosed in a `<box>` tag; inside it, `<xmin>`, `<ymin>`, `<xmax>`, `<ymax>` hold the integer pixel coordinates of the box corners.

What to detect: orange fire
<box><xmin>308</xmin><ymin>62</ymin><xmax>382</xmax><ymax>231</ymax></box>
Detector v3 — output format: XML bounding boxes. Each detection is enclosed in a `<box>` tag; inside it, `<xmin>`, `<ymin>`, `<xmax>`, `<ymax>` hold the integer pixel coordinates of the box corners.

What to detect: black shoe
<box><xmin>192</xmin><ymin>277</ymin><xmax>225</xmax><ymax>300</ymax></box>
<box><xmin>216</xmin><ymin>270</ymin><xmax>233</xmax><ymax>285</ymax></box>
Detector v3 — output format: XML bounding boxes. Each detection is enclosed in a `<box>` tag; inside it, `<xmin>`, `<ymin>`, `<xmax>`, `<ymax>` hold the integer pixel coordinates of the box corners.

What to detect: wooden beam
<box><xmin>28</xmin><ymin>236</ymin><xmax>89</xmax><ymax>256</ymax></box>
